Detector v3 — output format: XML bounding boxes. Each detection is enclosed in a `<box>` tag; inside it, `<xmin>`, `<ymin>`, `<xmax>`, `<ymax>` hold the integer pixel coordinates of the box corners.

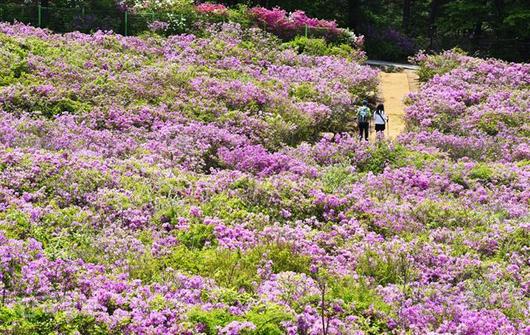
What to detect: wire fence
<box><xmin>0</xmin><ymin>4</ymin><xmax>154</xmax><ymax>35</ymax></box>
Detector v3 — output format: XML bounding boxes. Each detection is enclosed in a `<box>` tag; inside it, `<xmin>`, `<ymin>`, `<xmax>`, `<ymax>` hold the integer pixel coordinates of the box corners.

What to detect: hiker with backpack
<box><xmin>357</xmin><ymin>100</ymin><xmax>371</xmax><ymax>141</ymax></box>
<box><xmin>374</xmin><ymin>103</ymin><xmax>388</xmax><ymax>140</ymax></box>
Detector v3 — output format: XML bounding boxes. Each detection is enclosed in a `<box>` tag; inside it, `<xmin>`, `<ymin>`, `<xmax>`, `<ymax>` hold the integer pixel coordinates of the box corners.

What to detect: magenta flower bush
<box><xmin>0</xmin><ymin>23</ymin><xmax>528</xmax><ymax>334</ymax></box>
<box><xmin>196</xmin><ymin>3</ymin><xmax>228</xmax><ymax>16</ymax></box>
<box><xmin>250</xmin><ymin>7</ymin><xmax>342</xmax><ymax>40</ymax></box>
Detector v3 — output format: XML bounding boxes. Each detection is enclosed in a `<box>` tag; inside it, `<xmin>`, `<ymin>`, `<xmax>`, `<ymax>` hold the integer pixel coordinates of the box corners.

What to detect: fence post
<box><xmin>124</xmin><ymin>10</ymin><xmax>128</xmax><ymax>36</ymax></box>
<box><xmin>38</xmin><ymin>4</ymin><xmax>42</xmax><ymax>27</ymax></box>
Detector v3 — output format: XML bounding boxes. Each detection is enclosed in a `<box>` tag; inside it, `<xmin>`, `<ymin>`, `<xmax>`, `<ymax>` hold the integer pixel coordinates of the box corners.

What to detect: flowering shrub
<box><xmin>250</xmin><ymin>7</ymin><xmax>343</xmax><ymax>41</ymax></box>
<box><xmin>0</xmin><ymin>22</ymin><xmax>529</xmax><ymax>335</ymax></box>
<box><xmin>148</xmin><ymin>20</ymin><xmax>170</xmax><ymax>32</ymax></box>
<box><xmin>114</xmin><ymin>1</ymin><xmax>360</xmax><ymax>46</ymax></box>
<box><xmin>403</xmin><ymin>50</ymin><xmax>530</xmax><ymax>162</ymax></box>
<box><xmin>410</xmin><ymin>48</ymin><xmax>467</xmax><ymax>82</ymax></box>
<box><xmin>119</xmin><ymin>0</ymin><xmax>194</xmax><ymax>12</ymax></box>
<box><xmin>196</xmin><ymin>3</ymin><xmax>228</xmax><ymax>16</ymax></box>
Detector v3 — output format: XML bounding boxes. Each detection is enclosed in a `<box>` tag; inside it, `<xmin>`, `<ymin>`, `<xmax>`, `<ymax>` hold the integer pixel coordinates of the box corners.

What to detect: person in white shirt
<box><xmin>374</xmin><ymin>103</ymin><xmax>388</xmax><ymax>139</ymax></box>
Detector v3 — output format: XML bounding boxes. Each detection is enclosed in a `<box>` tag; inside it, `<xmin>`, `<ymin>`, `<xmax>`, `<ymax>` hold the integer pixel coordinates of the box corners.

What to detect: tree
<box><xmin>347</xmin><ymin>0</ymin><xmax>361</xmax><ymax>30</ymax></box>
<box><xmin>402</xmin><ymin>0</ymin><xmax>413</xmax><ymax>32</ymax></box>
<box><xmin>428</xmin><ymin>0</ymin><xmax>441</xmax><ymax>50</ymax></box>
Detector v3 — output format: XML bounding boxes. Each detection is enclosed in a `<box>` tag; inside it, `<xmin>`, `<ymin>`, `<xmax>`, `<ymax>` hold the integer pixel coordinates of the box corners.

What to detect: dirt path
<box><xmin>373</xmin><ymin>70</ymin><xmax>418</xmax><ymax>139</ymax></box>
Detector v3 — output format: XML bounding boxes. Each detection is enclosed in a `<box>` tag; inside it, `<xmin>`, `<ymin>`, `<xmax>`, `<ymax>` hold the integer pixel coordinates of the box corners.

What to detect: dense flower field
<box><xmin>0</xmin><ymin>22</ymin><xmax>529</xmax><ymax>335</ymax></box>
<box><xmin>404</xmin><ymin>50</ymin><xmax>530</xmax><ymax>163</ymax></box>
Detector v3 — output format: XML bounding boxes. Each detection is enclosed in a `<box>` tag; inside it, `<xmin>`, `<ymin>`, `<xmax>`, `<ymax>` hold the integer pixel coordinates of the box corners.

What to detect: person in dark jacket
<box><xmin>357</xmin><ymin>100</ymin><xmax>371</xmax><ymax>141</ymax></box>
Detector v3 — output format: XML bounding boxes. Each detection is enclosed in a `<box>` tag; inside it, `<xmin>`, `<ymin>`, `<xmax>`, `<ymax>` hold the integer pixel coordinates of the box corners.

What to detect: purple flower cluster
<box><xmin>404</xmin><ymin>50</ymin><xmax>530</xmax><ymax>162</ymax></box>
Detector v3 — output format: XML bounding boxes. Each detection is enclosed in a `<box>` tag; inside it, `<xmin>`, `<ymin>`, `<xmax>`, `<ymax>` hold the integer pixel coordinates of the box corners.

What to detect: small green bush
<box><xmin>283</xmin><ymin>36</ymin><xmax>354</xmax><ymax>58</ymax></box>
<box><xmin>321</xmin><ymin>164</ymin><xmax>357</xmax><ymax>193</ymax></box>
<box><xmin>246</xmin><ymin>304</ymin><xmax>293</xmax><ymax>335</ymax></box>
<box><xmin>469</xmin><ymin>163</ymin><xmax>495</xmax><ymax>182</ymax></box>
<box><xmin>356</xmin><ymin>249</ymin><xmax>415</xmax><ymax>286</ymax></box>
<box><xmin>415</xmin><ymin>48</ymin><xmax>466</xmax><ymax>82</ymax></box>
<box><xmin>0</xmin><ymin>34</ymin><xmax>29</xmax><ymax>86</ymax></box>
<box><xmin>357</xmin><ymin>142</ymin><xmax>409</xmax><ymax>174</ymax></box>
<box><xmin>0</xmin><ymin>305</ymin><xmax>109</xmax><ymax>335</ymax></box>
<box><xmin>188</xmin><ymin>308</ymin><xmax>238</xmax><ymax>334</ymax></box>
<box><xmin>413</xmin><ymin>199</ymin><xmax>493</xmax><ymax>229</ymax></box>
<box><xmin>178</xmin><ymin>223</ymin><xmax>217</xmax><ymax>249</ymax></box>
<box><xmin>477</xmin><ymin>112</ymin><xmax>520</xmax><ymax>136</ymax></box>
<box><xmin>128</xmin><ymin>242</ymin><xmax>310</xmax><ymax>290</ymax></box>
<box><xmin>227</xmin><ymin>5</ymin><xmax>253</xmax><ymax>28</ymax></box>
<box><xmin>495</xmin><ymin>226</ymin><xmax>529</xmax><ymax>261</ymax></box>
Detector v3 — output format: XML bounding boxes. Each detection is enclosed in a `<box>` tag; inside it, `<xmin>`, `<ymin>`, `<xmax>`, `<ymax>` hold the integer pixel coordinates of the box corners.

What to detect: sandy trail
<box><xmin>372</xmin><ymin>70</ymin><xmax>418</xmax><ymax>140</ymax></box>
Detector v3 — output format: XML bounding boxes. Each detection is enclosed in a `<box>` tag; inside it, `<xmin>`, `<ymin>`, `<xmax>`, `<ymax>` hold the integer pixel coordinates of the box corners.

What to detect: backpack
<box><xmin>357</xmin><ymin>106</ymin><xmax>370</xmax><ymax>123</ymax></box>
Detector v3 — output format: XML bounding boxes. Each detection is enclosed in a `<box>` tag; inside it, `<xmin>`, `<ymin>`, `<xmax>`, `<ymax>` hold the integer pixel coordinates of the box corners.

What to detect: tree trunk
<box><xmin>493</xmin><ymin>0</ymin><xmax>504</xmax><ymax>18</ymax></box>
<box><xmin>471</xmin><ymin>20</ymin><xmax>483</xmax><ymax>53</ymax></box>
<box><xmin>493</xmin><ymin>0</ymin><xmax>504</xmax><ymax>36</ymax></box>
<box><xmin>347</xmin><ymin>0</ymin><xmax>361</xmax><ymax>31</ymax></box>
<box><xmin>428</xmin><ymin>0</ymin><xmax>440</xmax><ymax>50</ymax></box>
<box><xmin>402</xmin><ymin>0</ymin><xmax>413</xmax><ymax>33</ymax></box>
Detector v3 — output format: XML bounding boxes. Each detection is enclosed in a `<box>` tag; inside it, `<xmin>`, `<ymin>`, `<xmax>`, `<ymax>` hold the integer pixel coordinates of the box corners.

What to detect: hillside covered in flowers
<box><xmin>0</xmin><ymin>21</ymin><xmax>528</xmax><ymax>335</ymax></box>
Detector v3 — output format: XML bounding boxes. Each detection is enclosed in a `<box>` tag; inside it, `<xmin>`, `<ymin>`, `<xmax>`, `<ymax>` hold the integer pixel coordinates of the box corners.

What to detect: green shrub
<box><xmin>469</xmin><ymin>163</ymin><xmax>494</xmax><ymax>182</ymax></box>
<box><xmin>36</xmin><ymin>206</ymin><xmax>97</xmax><ymax>259</ymax></box>
<box><xmin>202</xmin><ymin>177</ymin><xmax>322</xmax><ymax>223</ymax></box>
<box><xmin>0</xmin><ymin>208</ymin><xmax>32</xmax><ymax>240</ymax></box>
<box><xmin>477</xmin><ymin>112</ymin><xmax>520</xmax><ymax>136</ymax></box>
<box><xmin>357</xmin><ymin>142</ymin><xmax>409</xmax><ymax>174</ymax></box>
<box><xmin>516</xmin><ymin>159</ymin><xmax>530</xmax><ymax>167</ymax></box>
<box><xmin>330</xmin><ymin>277</ymin><xmax>389</xmax><ymax>312</ymax></box>
<box><xmin>283</xmin><ymin>36</ymin><xmax>354</xmax><ymax>58</ymax></box>
<box><xmin>321</xmin><ymin>164</ymin><xmax>357</xmax><ymax>193</ymax></box>
<box><xmin>356</xmin><ymin>249</ymin><xmax>415</xmax><ymax>286</ymax></box>
<box><xmin>246</xmin><ymin>304</ymin><xmax>293</xmax><ymax>335</ymax></box>
<box><xmin>227</xmin><ymin>5</ymin><xmax>253</xmax><ymax>28</ymax></box>
<box><xmin>188</xmin><ymin>308</ymin><xmax>238</xmax><ymax>334</ymax></box>
<box><xmin>178</xmin><ymin>223</ymin><xmax>217</xmax><ymax>249</ymax></box>
<box><xmin>495</xmin><ymin>226</ymin><xmax>529</xmax><ymax>261</ymax></box>
<box><xmin>327</xmin><ymin>277</ymin><xmax>393</xmax><ymax>334</ymax></box>
<box><xmin>289</xmin><ymin>82</ymin><xmax>318</xmax><ymax>101</ymax></box>
<box><xmin>284</xmin><ymin>36</ymin><xmax>328</xmax><ymax>55</ymax></box>
<box><xmin>128</xmin><ymin>242</ymin><xmax>310</xmax><ymax>290</ymax></box>
<box><xmin>187</xmin><ymin>303</ymin><xmax>292</xmax><ymax>335</ymax></box>
<box><xmin>0</xmin><ymin>34</ymin><xmax>29</xmax><ymax>86</ymax></box>
<box><xmin>270</xmin><ymin>109</ymin><xmax>316</xmax><ymax>146</ymax></box>
<box><xmin>0</xmin><ymin>305</ymin><xmax>109</xmax><ymax>335</ymax></box>
<box><xmin>210</xmin><ymin>287</ymin><xmax>254</xmax><ymax>306</ymax></box>
<box><xmin>202</xmin><ymin>191</ymin><xmax>259</xmax><ymax>222</ymax></box>
<box><xmin>0</xmin><ymin>205</ymin><xmax>102</xmax><ymax>262</ymax></box>
<box><xmin>466</xmin><ymin>279</ymin><xmax>527</xmax><ymax>321</ymax></box>
<box><xmin>264</xmin><ymin>243</ymin><xmax>312</xmax><ymax>275</ymax></box>
<box><xmin>412</xmin><ymin>199</ymin><xmax>493</xmax><ymax>229</ymax></box>
<box><xmin>415</xmin><ymin>48</ymin><xmax>466</xmax><ymax>82</ymax></box>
